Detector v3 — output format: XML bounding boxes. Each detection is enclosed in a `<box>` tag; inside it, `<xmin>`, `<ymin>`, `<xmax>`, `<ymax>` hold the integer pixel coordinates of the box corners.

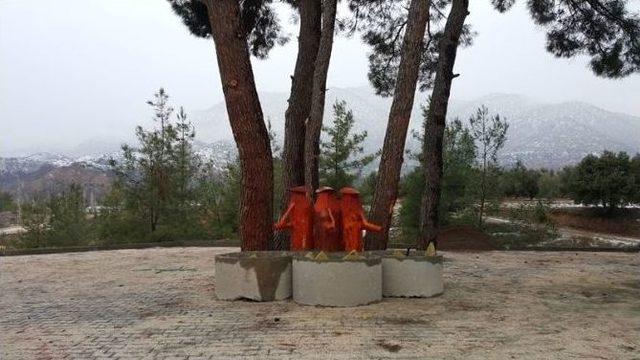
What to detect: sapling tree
<box><xmin>468</xmin><ymin>105</ymin><xmax>508</xmax><ymax>228</ymax></box>
<box><xmin>319</xmin><ymin>101</ymin><xmax>377</xmax><ymax>190</ymax></box>
<box><xmin>109</xmin><ymin>89</ymin><xmax>201</xmax><ymax>236</ymax></box>
<box><xmin>172</xmin><ymin>107</ymin><xmax>200</xmax><ymax>223</ymax></box>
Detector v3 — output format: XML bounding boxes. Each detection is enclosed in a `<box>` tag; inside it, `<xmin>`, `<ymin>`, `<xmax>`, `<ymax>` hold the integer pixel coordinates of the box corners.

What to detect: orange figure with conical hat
<box><xmin>313</xmin><ymin>187</ymin><xmax>342</xmax><ymax>252</ymax></box>
<box><xmin>274</xmin><ymin>186</ymin><xmax>314</xmax><ymax>251</ymax></box>
<box><xmin>340</xmin><ymin>187</ymin><xmax>382</xmax><ymax>252</ymax></box>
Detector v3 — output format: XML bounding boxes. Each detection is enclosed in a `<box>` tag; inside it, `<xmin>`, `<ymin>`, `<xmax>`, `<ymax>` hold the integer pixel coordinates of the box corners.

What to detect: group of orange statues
<box><xmin>274</xmin><ymin>186</ymin><xmax>382</xmax><ymax>252</ymax></box>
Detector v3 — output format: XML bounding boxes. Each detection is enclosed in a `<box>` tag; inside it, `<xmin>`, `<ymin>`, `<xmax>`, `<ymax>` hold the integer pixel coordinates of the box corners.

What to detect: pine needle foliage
<box><xmin>167</xmin><ymin>0</ymin><xmax>288</xmax><ymax>59</ymax></box>
<box><xmin>319</xmin><ymin>100</ymin><xmax>377</xmax><ymax>189</ymax></box>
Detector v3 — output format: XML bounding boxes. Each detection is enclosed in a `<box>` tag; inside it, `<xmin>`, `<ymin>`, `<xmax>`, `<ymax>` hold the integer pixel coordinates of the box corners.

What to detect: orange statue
<box><xmin>274</xmin><ymin>186</ymin><xmax>314</xmax><ymax>251</ymax></box>
<box><xmin>313</xmin><ymin>187</ymin><xmax>342</xmax><ymax>252</ymax></box>
<box><xmin>339</xmin><ymin>187</ymin><xmax>382</xmax><ymax>252</ymax></box>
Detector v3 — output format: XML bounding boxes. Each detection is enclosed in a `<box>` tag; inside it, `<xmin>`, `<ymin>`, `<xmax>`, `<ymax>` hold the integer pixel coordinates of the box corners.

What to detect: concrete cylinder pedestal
<box><xmin>215</xmin><ymin>251</ymin><xmax>292</xmax><ymax>301</ymax></box>
<box><xmin>377</xmin><ymin>250</ymin><xmax>444</xmax><ymax>298</ymax></box>
<box><xmin>292</xmin><ymin>252</ymin><xmax>382</xmax><ymax>307</ymax></box>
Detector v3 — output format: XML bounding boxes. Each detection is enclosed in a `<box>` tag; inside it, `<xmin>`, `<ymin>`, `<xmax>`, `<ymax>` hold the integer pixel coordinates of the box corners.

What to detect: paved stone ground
<box><xmin>1</xmin><ymin>248</ymin><xmax>639</xmax><ymax>359</ymax></box>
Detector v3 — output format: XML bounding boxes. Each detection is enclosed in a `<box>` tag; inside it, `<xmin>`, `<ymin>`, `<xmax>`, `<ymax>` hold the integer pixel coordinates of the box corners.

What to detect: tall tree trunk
<box><xmin>365</xmin><ymin>0</ymin><xmax>431</xmax><ymax>250</ymax></box>
<box><xmin>478</xmin><ymin>150</ymin><xmax>487</xmax><ymax>228</ymax></box>
<box><xmin>206</xmin><ymin>0</ymin><xmax>273</xmax><ymax>251</ymax></box>
<box><xmin>274</xmin><ymin>0</ymin><xmax>322</xmax><ymax>250</ymax></box>
<box><xmin>418</xmin><ymin>0</ymin><xmax>469</xmax><ymax>250</ymax></box>
<box><xmin>304</xmin><ymin>0</ymin><xmax>338</xmax><ymax>191</ymax></box>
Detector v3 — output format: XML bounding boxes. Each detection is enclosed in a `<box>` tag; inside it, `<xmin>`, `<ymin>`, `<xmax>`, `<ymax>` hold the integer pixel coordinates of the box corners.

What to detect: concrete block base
<box><xmin>293</xmin><ymin>252</ymin><xmax>382</xmax><ymax>307</ymax></box>
<box><xmin>215</xmin><ymin>251</ymin><xmax>292</xmax><ymax>301</ymax></box>
<box><xmin>377</xmin><ymin>250</ymin><xmax>444</xmax><ymax>298</ymax></box>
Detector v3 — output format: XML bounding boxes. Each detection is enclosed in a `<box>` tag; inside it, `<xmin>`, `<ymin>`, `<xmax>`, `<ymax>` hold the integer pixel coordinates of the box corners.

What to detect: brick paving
<box><xmin>1</xmin><ymin>247</ymin><xmax>639</xmax><ymax>359</ymax></box>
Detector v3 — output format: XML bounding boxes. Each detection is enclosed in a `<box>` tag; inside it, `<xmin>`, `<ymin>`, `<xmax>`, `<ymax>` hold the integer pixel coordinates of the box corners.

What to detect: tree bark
<box><xmin>418</xmin><ymin>0</ymin><xmax>469</xmax><ymax>250</ymax></box>
<box><xmin>274</xmin><ymin>0</ymin><xmax>322</xmax><ymax>250</ymax></box>
<box><xmin>282</xmin><ymin>0</ymin><xmax>321</xmax><ymax>189</ymax></box>
<box><xmin>304</xmin><ymin>0</ymin><xmax>338</xmax><ymax>192</ymax></box>
<box><xmin>206</xmin><ymin>0</ymin><xmax>274</xmax><ymax>251</ymax></box>
<box><xmin>365</xmin><ymin>0</ymin><xmax>431</xmax><ymax>250</ymax></box>
<box><xmin>478</xmin><ymin>148</ymin><xmax>487</xmax><ymax>228</ymax></box>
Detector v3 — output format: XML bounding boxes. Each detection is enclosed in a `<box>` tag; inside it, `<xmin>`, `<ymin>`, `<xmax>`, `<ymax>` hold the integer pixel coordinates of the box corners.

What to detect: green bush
<box><xmin>564</xmin><ymin>151</ymin><xmax>640</xmax><ymax>212</ymax></box>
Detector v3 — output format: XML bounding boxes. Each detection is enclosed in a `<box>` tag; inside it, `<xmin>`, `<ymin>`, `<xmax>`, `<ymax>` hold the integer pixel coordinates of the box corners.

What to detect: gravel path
<box><xmin>1</xmin><ymin>247</ymin><xmax>639</xmax><ymax>359</ymax></box>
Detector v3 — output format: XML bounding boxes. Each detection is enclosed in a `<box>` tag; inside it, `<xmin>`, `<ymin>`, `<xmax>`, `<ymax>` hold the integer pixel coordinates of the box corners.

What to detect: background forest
<box><xmin>3</xmin><ymin>89</ymin><xmax>639</xmax><ymax>251</ymax></box>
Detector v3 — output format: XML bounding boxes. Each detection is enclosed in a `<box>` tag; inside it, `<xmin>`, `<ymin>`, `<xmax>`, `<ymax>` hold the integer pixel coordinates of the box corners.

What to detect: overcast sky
<box><xmin>1</xmin><ymin>0</ymin><xmax>639</xmax><ymax>155</ymax></box>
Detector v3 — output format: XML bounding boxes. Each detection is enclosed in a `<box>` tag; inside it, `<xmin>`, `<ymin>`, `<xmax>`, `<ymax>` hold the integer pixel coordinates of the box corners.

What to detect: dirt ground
<box><xmin>500</xmin><ymin>199</ymin><xmax>640</xmax><ymax>238</ymax></box>
<box><xmin>549</xmin><ymin>207</ymin><xmax>640</xmax><ymax>238</ymax></box>
<box><xmin>437</xmin><ymin>225</ymin><xmax>498</xmax><ymax>251</ymax></box>
<box><xmin>1</xmin><ymin>247</ymin><xmax>639</xmax><ymax>359</ymax></box>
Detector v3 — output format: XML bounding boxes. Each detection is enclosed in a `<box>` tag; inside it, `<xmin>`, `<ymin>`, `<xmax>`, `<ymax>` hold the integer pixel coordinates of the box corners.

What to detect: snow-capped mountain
<box><xmin>0</xmin><ymin>141</ymin><xmax>237</xmax><ymax>199</ymax></box>
<box><xmin>192</xmin><ymin>89</ymin><xmax>640</xmax><ymax>169</ymax></box>
<box><xmin>445</xmin><ymin>94</ymin><xmax>640</xmax><ymax>168</ymax></box>
<box><xmin>1</xmin><ymin>141</ymin><xmax>236</xmax><ymax>176</ymax></box>
<box><xmin>190</xmin><ymin>87</ymin><xmax>398</xmax><ymax>159</ymax></box>
<box><xmin>3</xmin><ymin>90</ymin><xmax>639</xmax><ymax>199</ymax></box>
<box><xmin>1</xmin><ymin>152</ymin><xmax>114</xmax><ymax>178</ymax></box>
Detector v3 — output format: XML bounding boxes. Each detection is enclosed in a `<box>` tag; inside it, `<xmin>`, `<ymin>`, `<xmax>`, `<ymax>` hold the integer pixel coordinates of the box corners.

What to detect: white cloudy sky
<box><xmin>1</xmin><ymin>0</ymin><xmax>639</xmax><ymax>155</ymax></box>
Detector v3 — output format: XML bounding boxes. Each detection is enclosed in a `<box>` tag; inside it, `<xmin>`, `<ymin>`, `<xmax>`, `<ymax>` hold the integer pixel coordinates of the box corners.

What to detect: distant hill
<box><xmin>3</xmin><ymin>89</ymin><xmax>639</xmax><ymax>199</ymax></box>
<box><xmin>190</xmin><ymin>87</ymin><xmax>399</xmax><ymax>157</ymax></box>
<box><xmin>191</xmin><ymin>88</ymin><xmax>640</xmax><ymax>169</ymax></box>
<box><xmin>0</xmin><ymin>141</ymin><xmax>236</xmax><ymax>200</ymax></box>
<box><xmin>0</xmin><ymin>160</ymin><xmax>112</xmax><ymax>202</ymax></box>
<box><xmin>446</xmin><ymin>94</ymin><xmax>640</xmax><ymax>168</ymax></box>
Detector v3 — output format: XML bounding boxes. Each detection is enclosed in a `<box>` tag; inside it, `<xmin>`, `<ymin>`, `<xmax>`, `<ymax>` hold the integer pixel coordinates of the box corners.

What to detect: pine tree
<box><xmin>468</xmin><ymin>105</ymin><xmax>509</xmax><ymax>228</ymax></box>
<box><xmin>420</xmin><ymin>0</ymin><xmax>639</xmax><ymax>250</ymax></box>
<box><xmin>47</xmin><ymin>184</ymin><xmax>91</xmax><ymax>247</ymax></box>
<box><xmin>109</xmin><ymin>89</ymin><xmax>201</xmax><ymax>239</ymax></box>
<box><xmin>358</xmin><ymin>0</ymin><xmax>432</xmax><ymax>250</ymax></box>
<box><xmin>304</xmin><ymin>0</ymin><xmax>338</xmax><ymax>191</ymax></box>
<box><xmin>171</xmin><ymin>107</ymin><xmax>200</xmax><ymax>224</ymax></box>
<box><xmin>492</xmin><ymin>0</ymin><xmax>640</xmax><ymax>77</ymax></box>
<box><xmin>20</xmin><ymin>197</ymin><xmax>49</xmax><ymax>248</ymax></box>
<box><xmin>280</xmin><ymin>0</ymin><xmax>322</xmax><ymax>224</ymax></box>
<box><xmin>167</xmin><ymin>0</ymin><xmax>285</xmax><ymax>58</ymax></box>
<box><xmin>195</xmin><ymin>158</ymin><xmax>242</xmax><ymax>239</ymax></box>
<box><xmin>169</xmin><ymin>0</ymin><xmax>337</xmax><ymax>251</ymax></box>
<box><xmin>20</xmin><ymin>185</ymin><xmax>91</xmax><ymax>248</ymax></box>
<box><xmin>268</xmin><ymin>119</ymin><xmax>285</xmax><ymax>220</ymax></box>
<box><xmin>345</xmin><ymin>0</ymin><xmax>473</xmax><ymax>96</ymax></box>
<box><xmin>419</xmin><ymin>0</ymin><xmax>470</xmax><ymax>250</ymax></box>
<box><xmin>346</xmin><ymin>0</ymin><xmax>475</xmax><ymax>249</ymax></box>
<box><xmin>169</xmin><ymin>0</ymin><xmax>276</xmax><ymax>250</ymax></box>
<box><xmin>319</xmin><ymin>101</ymin><xmax>377</xmax><ymax>190</ymax></box>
